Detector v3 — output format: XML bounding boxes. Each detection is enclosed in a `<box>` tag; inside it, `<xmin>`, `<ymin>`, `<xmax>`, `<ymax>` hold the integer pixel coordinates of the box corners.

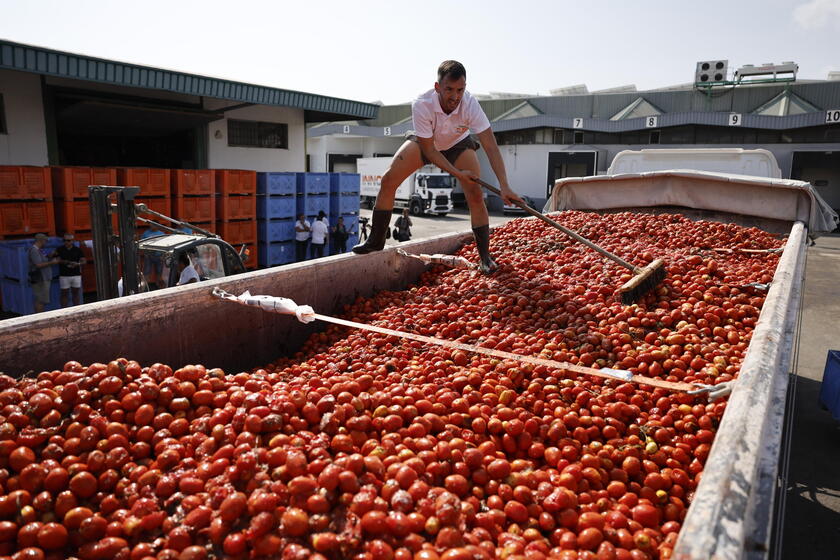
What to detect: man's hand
<box><xmin>500</xmin><ymin>185</ymin><xmax>524</xmax><ymax>207</ymax></box>
<box><xmin>456</xmin><ymin>169</ymin><xmax>477</xmax><ymax>187</ymax></box>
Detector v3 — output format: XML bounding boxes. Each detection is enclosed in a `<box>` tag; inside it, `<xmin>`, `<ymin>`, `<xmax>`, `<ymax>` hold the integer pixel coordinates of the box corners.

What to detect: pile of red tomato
<box><xmin>0</xmin><ymin>212</ymin><xmax>783</xmax><ymax>560</ymax></box>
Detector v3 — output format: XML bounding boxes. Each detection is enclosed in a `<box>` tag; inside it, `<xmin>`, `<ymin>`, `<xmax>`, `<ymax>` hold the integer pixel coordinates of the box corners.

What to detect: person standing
<box><xmin>394</xmin><ymin>208</ymin><xmax>412</xmax><ymax>242</ymax></box>
<box><xmin>310</xmin><ymin>211</ymin><xmax>329</xmax><ymax>258</ymax></box>
<box><xmin>141</xmin><ymin>225</ymin><xmax>165</xmax><ymax>288</ymax></box>
<box><xmin>295</xmin><ymin>214</ymin><xmax>311</xmax><ymax>262</ymax></box>
<box><xmin>331</xmin><ymin>216</ymin><xmax>350</xmax><ymax>254</ymax></box>
<box><xmin>352</xmin><ymin>60</ymin><xmax>522</xmax><ymax>273</ymax></box>
<box><xmin>51</xmin><ymin>233</ymin><xmax>86</xmax><ymax>307</ymax></box>
<box><xmin>28</xmin><ymin>233</ymin><xmax>59</xmax><ymax>313</ymax></box>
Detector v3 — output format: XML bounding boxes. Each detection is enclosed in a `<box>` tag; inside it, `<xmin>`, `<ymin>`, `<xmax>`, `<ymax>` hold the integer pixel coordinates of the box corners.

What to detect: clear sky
<box><xmin>1</xmin><ymin>0</ymin><xmax>838</xmax><ymax>105</ymax></box>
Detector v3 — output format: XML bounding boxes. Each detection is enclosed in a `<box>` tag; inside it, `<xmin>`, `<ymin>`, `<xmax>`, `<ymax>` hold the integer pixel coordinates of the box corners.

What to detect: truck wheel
<box><xmin>409</xmin><ymin>199</ymin><xmax>423</xmax><ymax>216</ymax></box>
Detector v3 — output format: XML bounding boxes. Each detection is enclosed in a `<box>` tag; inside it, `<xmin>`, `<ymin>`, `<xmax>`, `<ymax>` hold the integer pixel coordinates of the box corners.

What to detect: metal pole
<box><xmin>116</xmin><ymin>188</ymin><xmax>140</xmax><ymax>296</ymax></box>
<box><xmin>89</xmin><ymin>187</ymin><xmax>118</xmax><ymax>300</ymax></box>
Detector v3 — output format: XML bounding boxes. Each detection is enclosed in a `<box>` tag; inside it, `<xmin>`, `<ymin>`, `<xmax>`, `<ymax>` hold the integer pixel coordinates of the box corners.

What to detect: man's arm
<box><xmin>476</xmin><ymin>128</ymin><xmax>523</xmax><ymax>206</ymax></box>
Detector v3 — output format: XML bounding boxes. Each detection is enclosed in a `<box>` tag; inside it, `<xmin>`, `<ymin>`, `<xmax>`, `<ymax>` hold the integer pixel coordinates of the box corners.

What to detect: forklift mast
<box><xmin>89</xmin><ymin>186</ymin><xmax>142</xmax><ymax>299</ymax></box>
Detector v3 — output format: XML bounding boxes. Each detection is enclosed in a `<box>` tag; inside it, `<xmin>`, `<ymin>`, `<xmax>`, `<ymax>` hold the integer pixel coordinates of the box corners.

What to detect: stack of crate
<box><xmin>117</xmin><ymin>168</ymin><xmax>172</xmax><ymax>237</ymax></box>
<box><xmin>256</xmin><ymin>172</ymin><xmax>297</xmax><ymax>267</ymax></box>
<box><xmin>172</xmin><ymin>170</ymin><xmax>215</xmax><ymax>232</ymax></box>
<box><xmin>0</xmin><ymin>166</ymin><xmax>55</xmax><ymax>240</ymax></box>
<box><xmin>215</xmin><ymin>170</ymin><xmax>257</xmax><ymax>269</ymax></box>
<box><xmin>297</xmin><ymin>173</ymin><xmax>330</xmax><ymax>259</ymax></box>
<box><xmin>52</xmin><ymin>166</ymin><xmax>118</xmax><ymax>295</ymax></box>
<box><xmin>0</xmin><ymin>166</ymin><xmax>58</xmax><ymax>314</ymax></box>
<box><xmin>329</xmin><ymin>173</ymin><xmax>361</xmax><ymax>253</ymax></box>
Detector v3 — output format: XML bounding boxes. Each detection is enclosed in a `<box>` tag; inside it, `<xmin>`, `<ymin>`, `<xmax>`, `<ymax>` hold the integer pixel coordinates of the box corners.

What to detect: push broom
<box><xmin>474</xmin><ymin>178</ymin><xmax>666</xmax><ymax>305</ymax></box>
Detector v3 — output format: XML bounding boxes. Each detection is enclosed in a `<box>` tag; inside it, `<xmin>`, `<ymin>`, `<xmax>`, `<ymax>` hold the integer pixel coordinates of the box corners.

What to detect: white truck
<box><xmin>357</xmin><ymin>157</ymin><xmax>454</xmax><ymax>216</ymax></box>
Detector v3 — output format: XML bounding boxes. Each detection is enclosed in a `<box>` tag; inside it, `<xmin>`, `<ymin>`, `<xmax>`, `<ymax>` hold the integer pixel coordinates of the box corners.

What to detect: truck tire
<box><xmin>409</xmin><ymin>199</ymin><xmax>423</xmax><ymax>216</ymax></box>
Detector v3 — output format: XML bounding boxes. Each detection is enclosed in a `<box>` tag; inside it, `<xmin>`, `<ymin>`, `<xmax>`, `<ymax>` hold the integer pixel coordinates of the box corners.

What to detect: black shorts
<box><xmin>407</xmin><ymin>134</ymin><xmax>481</xmax><ymax>166</ymax></box>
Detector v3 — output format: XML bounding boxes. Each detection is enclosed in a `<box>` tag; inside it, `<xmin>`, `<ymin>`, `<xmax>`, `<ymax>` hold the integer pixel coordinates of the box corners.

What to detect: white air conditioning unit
<box><xmin>695</xmin><ymin>60</ymin><xmax>728</xmax><ymax>84</ymax></box>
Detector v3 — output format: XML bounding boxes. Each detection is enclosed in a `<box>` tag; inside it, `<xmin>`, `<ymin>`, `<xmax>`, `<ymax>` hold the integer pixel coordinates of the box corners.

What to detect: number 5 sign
<box><xmin>827</xmin><ymin>109</ymin><xmax>840</xmax><ymax>124</ymax></box>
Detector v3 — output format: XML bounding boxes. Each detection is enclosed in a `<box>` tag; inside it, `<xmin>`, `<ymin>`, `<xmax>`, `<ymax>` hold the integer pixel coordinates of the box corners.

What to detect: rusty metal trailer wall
<box><xmin>0</xmin><ymin>233</ymin><xmax>470</xmax><ymax>377</ymax></box>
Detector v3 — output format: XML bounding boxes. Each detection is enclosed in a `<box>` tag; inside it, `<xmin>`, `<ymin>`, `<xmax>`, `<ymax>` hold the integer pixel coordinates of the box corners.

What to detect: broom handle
<box><xmin>474</xmin><ymin>178</ymin><xmax>638</xmax><ymax>272</ymax></box>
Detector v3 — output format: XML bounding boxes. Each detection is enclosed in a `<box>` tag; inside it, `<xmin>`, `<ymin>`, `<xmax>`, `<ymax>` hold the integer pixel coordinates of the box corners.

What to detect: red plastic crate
<box><xmin>215</xmin><ymin>170</ymin><xmax>257</xmax><ymax>195</ymax></box>
<box><xmin>217</xmin><ymin>195</ymin><xmax>256</xmax><ymax>220</ymax></box>
<box><xmin>174</xmin><ymin>196</ymin><xmax>215</xmax><ymax>224</ymax></box>
<box><xmin>56</xmin><ymin>200</ymin><xmax>93</xmax><ymax>233</ymax></box>
<box><xmin>0</xmin><ymin>201</ymin><xmax>56</xmax><ymax>236</ymax></box>
<box><xmin>117</xmin><ymin>168</ymin><xmax>171</xmax><ymax>197</ymax></box>
<box><xmin>0</xmin><ymin>166</ymin><xmax>52</xmax><ymax>200</ymax></box>
<box><xmin>217</xmin><ymin>219</ymin><xmax>257</xmax><ymax>245</ymax></box>
<box><xmin>51</xmin><ymin>167</ymin><xmax>118</xmax><ymax>199</ymax></box>
<box><xmin>172</xmin><ymin>170</ymin><xmax>215</xmax><ymax>196</ymax></box>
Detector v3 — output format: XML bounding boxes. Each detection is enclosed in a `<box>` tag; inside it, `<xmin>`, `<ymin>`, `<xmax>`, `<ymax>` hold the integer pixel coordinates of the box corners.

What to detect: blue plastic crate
<box><xmin>258</xmin><ymin>241</ymin><xmax>295</xmax><ymax>267</ymax></box>
<box><xmin>1</xmin><ymin>278</ymin><xmax>60</xmax><ymax>315</ymax></box>
<box><xmin>297</xmin><ymin>194</ymin><xmax>329</xmax><ymax>216</ymax></box>
<box><xmin>257</xmin><ymin>195</ymin><xmax>296</xmax><ymax>220</ymax></box>
<box><xmin>819</xmin><ymin>350</ymin><xmax>840</xmax><ymax>421</ymax></box>
<box><xmin>258</xmin><ymin>218</ymin><xmax>296</xmax><ymax>243</ymax></box>
<box><xmin>257</xmin><ymin>172</ymin><xmax>296</xmax><ymax>195</ymax></box>
<box><xmin>0</xmin><ymin>238</ymin><xmax>62</xmax><ymax>281</ymax></box>
<box><xmin>330</xmin><ymin>193</ymin><xmax>360</xmax><ymax>216</ymax></box>
<box><xmin>330</xmin><ymin>173</ymin><xmax>360</xmax><ymax>194</ymax></box>
<box><xmin>296</xmin><ymin>173</ymin><xmax>330</xmax><ymax>195</ymax></box>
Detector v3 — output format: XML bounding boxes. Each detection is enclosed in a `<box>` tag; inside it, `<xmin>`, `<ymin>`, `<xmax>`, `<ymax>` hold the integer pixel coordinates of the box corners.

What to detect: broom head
<box><xmin>618</xmin><ymin>259</ymin><xmax>666</xmax><ymax>305</ymax></box>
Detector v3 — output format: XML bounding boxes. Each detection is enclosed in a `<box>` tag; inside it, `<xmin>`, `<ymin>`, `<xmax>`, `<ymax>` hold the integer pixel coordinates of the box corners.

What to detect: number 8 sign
<box><xmin>645</xmin><ymin>116</ymin><xmax>658</xmax><ymax>128</ymax></box>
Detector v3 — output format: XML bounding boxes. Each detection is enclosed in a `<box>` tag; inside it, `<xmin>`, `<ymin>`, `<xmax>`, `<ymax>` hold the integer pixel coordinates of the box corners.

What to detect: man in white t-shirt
<box><xmin>309</xmin><ymin>211</ymin><xmax>329</xmax><ymax>258</ymax></box>
<box><xmin>295</xmin><ymin>214</ymin><xmax>311</xmax><ymax>262</ymax></box>
<box><xmin>176</xmin><ymin>253</ymin><xmax>200</xmax><ymax>286</ymax></box>
<box><xmin>353</xmin><ymin>60</ymin><xmax>522</xmax><ymax>273</ymax></box>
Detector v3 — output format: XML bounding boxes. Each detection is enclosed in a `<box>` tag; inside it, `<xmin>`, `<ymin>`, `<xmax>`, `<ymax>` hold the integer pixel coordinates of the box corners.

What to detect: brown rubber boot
<box><xmin>352</xmin><ymin>209</ymin><xmax>392</xmax><ymax>254</ymax></box>
<box><xmin>472</xmin><ymin>224</ymin><xmax>498</xmax><ymax>274</ymax></box>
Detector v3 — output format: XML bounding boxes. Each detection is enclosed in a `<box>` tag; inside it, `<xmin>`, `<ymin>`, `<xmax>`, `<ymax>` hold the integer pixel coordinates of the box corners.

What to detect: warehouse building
<box><xmin>0</xmin><ymin>40</ymin><xmax>377</xmax><ymax>171</ymax></box>
<box><xmin>307</xmin><ymin>62</ymin><xmax>840</xmax><ymax>210</ymax></box>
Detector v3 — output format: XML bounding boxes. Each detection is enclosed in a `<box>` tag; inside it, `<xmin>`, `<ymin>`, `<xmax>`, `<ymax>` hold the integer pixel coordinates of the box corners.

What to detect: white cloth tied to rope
<box><xmin>212</xmin><ymin>288</ymin><xmax>315</xmax><ymax>323</ymax></box>
<box><xmin>396</xmin><ymin>249</ymin><xmax>475</xmax><ymax>270</ymax></box>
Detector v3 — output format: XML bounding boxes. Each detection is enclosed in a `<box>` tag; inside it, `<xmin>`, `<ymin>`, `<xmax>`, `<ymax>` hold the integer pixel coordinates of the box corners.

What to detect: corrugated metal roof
<box><xmin>0</xmin><ymin>39</ymin><xmax>378</xmax><ymax>121</ymax></box>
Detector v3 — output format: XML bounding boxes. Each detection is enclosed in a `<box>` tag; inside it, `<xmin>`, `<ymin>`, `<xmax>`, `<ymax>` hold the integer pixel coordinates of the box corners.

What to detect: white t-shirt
<box><xmin>177</xmin><ymin>264</ymin><xmax>200</xmax><ymax>286</ymax></box>
<box><xmin>411</xmin><ymin>89</ymin><xmax>491</xmax><ymax>151</ymax></box>
<box><xmin>310</xmin><ymin>220</ymin><xmax>329</xmax><ymax>244</ymax></box>
<box><xmin>295</xmin><ymin>220</ymin><xmax>311</xmax><ymax>242</ymax></box>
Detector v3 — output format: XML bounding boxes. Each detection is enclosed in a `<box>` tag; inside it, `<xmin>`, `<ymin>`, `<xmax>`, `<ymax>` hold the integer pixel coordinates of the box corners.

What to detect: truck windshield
<box><xmin>425</xmin><ymin>176</ymin><xmax>454</xmax><ymax>189</ymax></box>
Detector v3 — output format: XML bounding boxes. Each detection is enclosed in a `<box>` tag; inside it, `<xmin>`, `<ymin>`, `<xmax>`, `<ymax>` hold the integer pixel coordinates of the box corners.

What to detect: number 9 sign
<box><xmin>728</xmin><ymin>114</ymin><xmax>742</xmax><ymax>126</ymax></box>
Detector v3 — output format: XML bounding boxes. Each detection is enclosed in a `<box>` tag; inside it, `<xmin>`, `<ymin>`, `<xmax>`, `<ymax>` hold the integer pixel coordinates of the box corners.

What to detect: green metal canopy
<box><xmin>0</xmin><ymin>39</ymin><xmax>378</xmax><ymax>122</ymax></box>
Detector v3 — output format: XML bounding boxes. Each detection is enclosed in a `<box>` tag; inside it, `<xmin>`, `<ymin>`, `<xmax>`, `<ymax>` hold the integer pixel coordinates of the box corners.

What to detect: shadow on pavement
<box><xmin>781</xmin><ymin>376</ymin><xmax>840</xmax><ymax>559</ymax></box>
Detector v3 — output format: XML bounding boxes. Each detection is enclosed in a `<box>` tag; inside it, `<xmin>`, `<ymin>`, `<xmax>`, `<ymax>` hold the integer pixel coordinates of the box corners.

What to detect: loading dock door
<box><xmin>791</xmin><ymin>151</ymin><xmax>840</xmax><ymax>210</ymax></box>
<box><xmin>546</xmin><ymin>151</ymin><xmax>597</xmax><ymax>198</ymax></box>
<box><xmin>51</xmin><ymin>89</ymin><xmax>218</xmax><ymax>168</ymax></box>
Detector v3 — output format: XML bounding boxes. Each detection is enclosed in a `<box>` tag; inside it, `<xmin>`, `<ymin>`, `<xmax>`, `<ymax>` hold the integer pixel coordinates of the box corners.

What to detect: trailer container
<box><xmin>0</xmin><ymin>176</ymin><xmax>833</xmax><ymax>560</ymax></box>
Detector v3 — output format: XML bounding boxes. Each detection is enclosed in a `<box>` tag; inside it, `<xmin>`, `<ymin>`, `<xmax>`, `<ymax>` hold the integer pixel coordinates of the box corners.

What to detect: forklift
<box><xmin>89</xmin><ymin>186</ymin><xmax>248</xmax><ymax>299</ymax></box>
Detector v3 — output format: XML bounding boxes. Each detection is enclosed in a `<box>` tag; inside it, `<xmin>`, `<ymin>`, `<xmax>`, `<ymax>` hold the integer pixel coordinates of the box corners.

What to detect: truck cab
<box><xmin>412</xmin><ymin>168</ymin><xmax>454</xmax><ymax>216</ymax></box>
<box><xmin>138</xmin><ymin>234</ymin><xmax>247</xmax><ymax>289</ymax></box>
